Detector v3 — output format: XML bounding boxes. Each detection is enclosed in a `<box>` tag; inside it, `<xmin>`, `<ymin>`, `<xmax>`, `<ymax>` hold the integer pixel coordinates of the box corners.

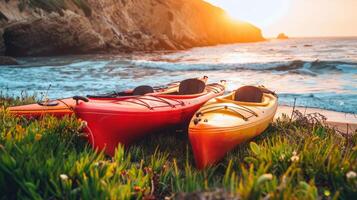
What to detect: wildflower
<box><xmin>133</xmin><ymin>186</ymin><xmax>141</xmax><ymax>192</ymax></box>
<box><xmin>94</xmin><ymin>161</ymin><xmax>106</xmax><ymax>168</ymax></box>
<box><xmin>291</xmin><ymin>155</ymin><xmax>299</xmax><ymax>162</ymax></box>
<box><xmin>163</xmin><ymin>164</ymin><xmax>169</xmax><ymax>171</ymax></box>
<box><xmin>346</xmin><ymin>171</ymin><xmax>357</xmax><ymax>179</ymax></box>
<box><xmin>78</xmin><ymin>120</ymin><xmax>87</xmax><ymax>130</ymax></box>
<box><xmin>261</xmin><ymin>173</ymin><xmax>273</xmax><ymax>180</ymax></box>
<box><xmin>144</xmin><ymin>167</ymin><xmax>153</xmax><ymax>174</ymax></box>
<box><xmin>324</xmin><ymin>189</ymin><xmax>331</xmax><ymax>197</ymax></box>
<box><xmin>35</xmin><ymin>134</ymin><xmax>42</xmax><ymax>141</ymax></box>
<box><xmin>292</xmin><ymin>150</ymin><xmax>297</xmax><ymax>156</ymax></box>
<box><xmin>60</xmin><ymin>174</ymin><xmax>69</xmax><ymax>181</ymax></box>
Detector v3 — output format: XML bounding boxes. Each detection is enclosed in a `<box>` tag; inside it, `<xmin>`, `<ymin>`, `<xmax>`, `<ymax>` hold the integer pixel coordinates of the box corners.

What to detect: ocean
<box><xmin>0</xmin><ymin>37</ymin><xmax>356</xmax><ymax>113</ymax></box>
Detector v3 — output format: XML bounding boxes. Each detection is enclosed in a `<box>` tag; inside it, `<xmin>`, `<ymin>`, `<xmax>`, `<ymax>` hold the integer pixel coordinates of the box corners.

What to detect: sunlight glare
<box><xmin>206</xmin><ymin>0</ymin><xmax>291</xmax><ymax>28</ymax></box>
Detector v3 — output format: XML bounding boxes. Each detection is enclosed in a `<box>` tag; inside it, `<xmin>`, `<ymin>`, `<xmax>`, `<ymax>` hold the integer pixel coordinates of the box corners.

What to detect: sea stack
<box><xmin>277</xmin><ymin>33</ymin><xmax>289</xmax><ymax>39</ymax></box>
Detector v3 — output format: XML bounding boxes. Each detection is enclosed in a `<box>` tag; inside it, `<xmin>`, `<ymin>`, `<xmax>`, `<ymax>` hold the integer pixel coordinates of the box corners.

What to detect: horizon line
<box><xmin>264</xmin><ymin>35</ymin><xmax>357</xmax><ymax>39</ymax></box>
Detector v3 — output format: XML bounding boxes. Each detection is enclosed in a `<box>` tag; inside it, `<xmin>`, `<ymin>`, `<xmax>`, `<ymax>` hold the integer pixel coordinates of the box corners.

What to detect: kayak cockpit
<box><xmin>217</xmin><ymin>86</ymin><xmax>276</xmax><ymax>107</ymax></box>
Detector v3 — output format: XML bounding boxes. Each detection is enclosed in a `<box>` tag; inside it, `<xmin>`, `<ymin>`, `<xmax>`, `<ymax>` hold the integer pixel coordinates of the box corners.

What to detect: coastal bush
<box><xmin>0</xmin><ymin>97</ymin><xmax>356</xmax><ymax>199</ymax></box>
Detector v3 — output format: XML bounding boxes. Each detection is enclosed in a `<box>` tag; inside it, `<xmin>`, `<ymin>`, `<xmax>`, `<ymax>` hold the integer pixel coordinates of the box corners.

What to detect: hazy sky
<box><xmin>205</xmin><ymin>0</ymin><xmax>357</xmax><ymax>37</ymax></box>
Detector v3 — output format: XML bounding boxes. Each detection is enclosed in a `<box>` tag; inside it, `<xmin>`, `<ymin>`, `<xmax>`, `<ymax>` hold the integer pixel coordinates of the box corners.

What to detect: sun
<box><xmin>206</xmin><ymin>0</ymin><xmax>291</xmax><ymax>28</ymax></box>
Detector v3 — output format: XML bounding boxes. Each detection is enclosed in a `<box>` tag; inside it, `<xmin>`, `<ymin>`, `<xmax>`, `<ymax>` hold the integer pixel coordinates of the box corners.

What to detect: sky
<box><xmin>205</xmin><ymin>0</ymin><xmax>357</xmax><ymax>37</ymax></box>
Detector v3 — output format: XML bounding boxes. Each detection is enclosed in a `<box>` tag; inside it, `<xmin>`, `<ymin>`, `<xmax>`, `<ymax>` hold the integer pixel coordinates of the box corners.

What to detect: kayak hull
<box><xmin>189</xmin><ymin>91</ymin><xmax>278</xmax><ymax>169</ymax></box>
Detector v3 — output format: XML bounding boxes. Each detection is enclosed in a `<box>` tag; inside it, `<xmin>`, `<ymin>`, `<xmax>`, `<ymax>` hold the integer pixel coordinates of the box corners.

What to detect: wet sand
<box><xmin>276</xmin><ymin>106</ymin><xmax>357</xmax><ymax>134</ymax></box>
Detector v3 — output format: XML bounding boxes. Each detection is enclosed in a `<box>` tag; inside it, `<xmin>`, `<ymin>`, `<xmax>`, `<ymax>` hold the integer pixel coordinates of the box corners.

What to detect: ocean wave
<box><xmin>130</xmin><ymin>59</ymin><xmax>357</xmax><ymax>75</ymax></box>
<box><xmin>279</xmin><ymin>93</ymin><xmax>357</xmax><ymax>114</ymax></box>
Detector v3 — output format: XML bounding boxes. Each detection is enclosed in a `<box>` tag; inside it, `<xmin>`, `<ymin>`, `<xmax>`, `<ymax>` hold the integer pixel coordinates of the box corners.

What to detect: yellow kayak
<box><xmin>189</xmin><ymin>86</ymin><xmax>278</xmax><ymax>169</ymax></box>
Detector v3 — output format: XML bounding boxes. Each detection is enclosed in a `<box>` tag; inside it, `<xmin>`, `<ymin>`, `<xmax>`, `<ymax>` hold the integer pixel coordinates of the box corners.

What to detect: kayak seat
<box><xmin>133</xmin><ymin>85</ymin><xmax>154</xmax><ymax>95</ymax></box>
<box><xmin>178</xmin><ymin>78</ymin><xmax>206</xmax><ymax>95</ymax></box>
<box><xmin>234</xmin><ymin>86</ymin><xmax>263</xmax><ymax>103</ymax></box>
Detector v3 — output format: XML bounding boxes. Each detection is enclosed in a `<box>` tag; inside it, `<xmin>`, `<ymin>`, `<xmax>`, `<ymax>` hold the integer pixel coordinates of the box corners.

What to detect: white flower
<box><xmin>94</xmin><ymin>161</ymin><xmax>106</xmax><ymax>167</ymax></box>
<box><xmin>292</xmin><ymin>151</ymin><xmax>297</xmax><ymax>156</ymax></box>
<box><xmin>291</xmin><ymin>155</ymin><xmax>299</xmax><ymax>162</ymax></box>
<box><xmin>346</xmin><ymin>171</ymin><xmax>357</xmax><ymax>179</ymax></box>
<box><xmin>262</xmin><ymin>173</ymin><xmax>273</xmax><ymax>180</ymax></box>
<box><xmin>60</xmin><ymin>174</ymin><xmax>69</xmax><ymax>181</ymax></box>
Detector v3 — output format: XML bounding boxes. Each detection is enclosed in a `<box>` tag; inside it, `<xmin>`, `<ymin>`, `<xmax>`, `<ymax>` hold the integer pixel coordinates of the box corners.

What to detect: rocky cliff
<box><xmin>0</xmin><ymin>0</ymin><xmax>264</xmax><ymax>56</ymax></box>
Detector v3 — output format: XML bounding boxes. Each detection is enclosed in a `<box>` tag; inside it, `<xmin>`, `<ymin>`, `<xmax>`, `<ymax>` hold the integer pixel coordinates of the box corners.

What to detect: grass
<box><xmin>0</xmin><ymin>97</ymin><xmax>356</xmax><ymax>199</ymax></box>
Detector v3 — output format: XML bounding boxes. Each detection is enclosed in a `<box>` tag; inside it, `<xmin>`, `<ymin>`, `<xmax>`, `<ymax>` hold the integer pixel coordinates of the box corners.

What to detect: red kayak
<box><xmin>7</xmin><ymin>78</ymin><xmax>200</xmax><ymax>118</ymax></box>
<box><xmin>74</xmin><ymin>79</ymin><xmax>226</xmax><ymax>156</ymax></box>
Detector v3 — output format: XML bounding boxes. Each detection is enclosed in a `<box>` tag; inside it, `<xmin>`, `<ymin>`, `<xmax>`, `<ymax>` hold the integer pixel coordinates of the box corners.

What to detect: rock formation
<box><xmin>0</xmin><ymin>29</ymin><xmax>5</xmax><ymax>55</ymax></box>
<box><xmin>4</xmin><ymin>11</ymin><xmax>106</xmax><ymax>56</ymax></box>
<box><xmin>277</xmin><ymin>33</ymin><xmax>288</xmax><ymax>39</ymax></box>
<box><xmin>0</xmin><ymin>56</ymin><xmax>18</xmax><ymax>65</ymax></box>
<box><xmin>0</xmin><ymin>0</ymin><xmax>264</xmax><ymax>56</ymax></box>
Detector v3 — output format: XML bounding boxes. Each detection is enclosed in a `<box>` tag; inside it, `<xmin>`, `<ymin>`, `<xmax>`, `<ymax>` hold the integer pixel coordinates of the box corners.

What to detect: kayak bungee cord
<box><xmin>195</xmin><ymin>104</ymin><xmax>258</xmax><ymax>123</ymax></box>
<box><xmin>57</xmin><ymin>99</ymin><xmax>74</xmax><ymax>111</ymax></box>
<box><xmin>197</xmin><ymin>103</ymin><xmax>258</xmax><ymax>117</ymax></box>
<box><xmin>147</xmin><ymin>95</ymin><xmax>184</xmax><ymax>107</ymax></box>
<box><xmin>231</xmin><ymin>103</ymin><xmax>259</xmax><ymax>117</ymax></box>
<box><xmin>120</xmin><ymin>96</ymin><xmax>185</xmax><ymax>109</ymax></box>
<box><xmin>121</xmin><ymin>97</ymin><xmax>154</xmax><ymax>109</ymax></box>
<box><xmin>195</xmin><ymin>106</ymin><xmax>248</xmax><ymax>122</ymax></box>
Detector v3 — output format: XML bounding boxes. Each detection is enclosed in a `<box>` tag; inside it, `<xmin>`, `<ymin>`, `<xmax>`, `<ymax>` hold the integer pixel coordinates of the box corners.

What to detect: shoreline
<box><xmin>276</xmin><ymin>106</ymin><xmax>357</xmax><ymax>133</ymax></box>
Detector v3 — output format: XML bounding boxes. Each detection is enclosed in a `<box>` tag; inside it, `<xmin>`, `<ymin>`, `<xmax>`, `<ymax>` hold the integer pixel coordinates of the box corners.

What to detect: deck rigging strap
<box><xmin>199</xmin><ymin>103</ymin><xmax>257</xmax><ymax>116</ymax></box>
<box><xmin>196</xmin><ymin>106</ymin><xmax>249</xmax><ymax>121</ymax></box>
<box><xmin>121</xmin><ymin>95</ymin><xmax>184</xmax><ymax>109</ymax></box>
<box><xmin>147</xmin><ymin>95</ymin><xmax>184</xmax><ymax>107</ymax></box>
<box><xmin>122</xmin><ymin>98</ymin><xmax>154</xmax><ymax>109</ymax></box>
<box><xmin>57</xmin><ymin>99</ymin><xmax>73</xmax><ymax>110</ymax></box>
<box><xmin>196</xmin><ymin>104</ymin><xmax>258</xmax><ymax>121</ymax></box>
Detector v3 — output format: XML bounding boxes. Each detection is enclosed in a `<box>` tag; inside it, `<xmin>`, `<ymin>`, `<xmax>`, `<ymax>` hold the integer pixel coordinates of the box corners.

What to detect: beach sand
<box><xmin>276</xmin><ymin>106</ymin><xmax>357</xmax><ymax>134</ymax></box>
